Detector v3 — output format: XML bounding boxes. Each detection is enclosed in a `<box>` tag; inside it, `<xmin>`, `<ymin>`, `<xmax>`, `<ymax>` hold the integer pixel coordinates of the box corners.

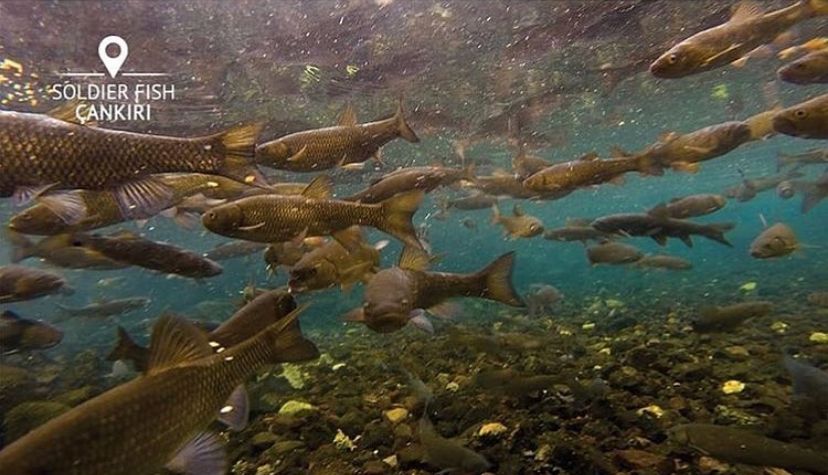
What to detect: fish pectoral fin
<box><xmin>428</xmin><ymin>301</ymin><xmax>462</xmax><ymax>320</ymax></box>
<box><xmin>679</xmin><ymin>235</ymin><xmax>694</xmax><ymax>248</ymax></box>
<box><xmin>114</xmin><ymin>177</ymin><xmax>175</xmax><ymax>220</ymax></box>
<box><xmin>342</xmin><ymin>307</ymin><xmax>366</xmax><ymax>323</ymax></box>
<box><xmin>13</xmin><ymin>183</ymin><xmax>59</xmax><ymax>207</ymax></box>
<box><xmin>218</xmin><ymin>385</ymin><xmax>249</xmax><ymax>432</ymax></box>
<box><xmin>409</xmin><ymin>309</ymin><xmax>434</xmax><ymax>334</ymax></box>
<box><xmin>286</xmin><ymin>145</ymin><xmax>309</xmax><ymax>163</ymax></box>
<box><xmin>165</xmin><ymin>432</ymin><xmax>227</xmax><ymax>475</ymax></box>
<box><xmin>146</xmin><ymin>314</ymin><xmax>213</xmax><ymax>375</ymax></box>
<box><xmin>670</xmin><ymin>162</ymin><xmax>701</xmax><ymax>174</ymax></box>
<box><xmin>701</xmin><ymin>43</ymin><xmax>744</xmax><ymax>66</ymax></box>
<box><xmin>398</xmin><ymin>246</ymin><xmax>431</xmax><ymax>271</ymax></box>
<box><xmin>301</xmin><ymin>174</ymin><xmax>333</xmax><ymax>199</ymax></box>
<box><xmin>36</xmin><ymin>191</ymin><xmax>89</xmax><ymax>225</ymax></box>
<box><xmin>238</xmin><ymin>222</ymin><xmax>266</xmax><ymax>232</ymax></box>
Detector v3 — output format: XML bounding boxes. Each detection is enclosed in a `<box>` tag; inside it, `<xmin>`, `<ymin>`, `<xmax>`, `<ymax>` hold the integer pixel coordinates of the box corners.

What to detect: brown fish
<box><xmin>0</xmin><ymin>108</ymin><xmax>263</xmax><ymax>207</ymax></box>
<box><xmin>471</xmin><ymin>173</ymin><xmax>539</xmax><ymax>199</ymax></box>
<box><xmin>638</xmin><ymin>121</ymin><xmax>752</xmax><ymax>173</ymax></box>
<box><xmin>586</xmin><ymin>241</ymin><xmax>644</xmax><ymax>266</ymax></box>
<box><xmin>202</xmin><ymin>176</ymin><xmax>424</xmax><ymax>250</ymax></box>
<box><xmin>633</xmin><ymin>254</ymin><xmax>693</xmax><ymax>271</ymax></box>
<box><xmin>70</xmin><ymin>231</ymin><xmax>223</xmax><ymax>278</ymax></box>
<box><xmin>0</xmin><ymin>305</ymin><xmax>317</xmax><ymax>475</ymax></box>
<box><xmin>288</xmin><ymin>226</ymin><xmax>387</xmax><ymax>292</ymax></box>
<box><xmin>344</xmin><ymin>166</ymin><xmax>474</xmax><ymax>204</ymax></box>
<box><xmin>263</xmin><ymin>241</ymin><xmax>311</xmax><ymax>275</ymax></box>
<box><xmin>446</xmin><ymin>192</ymin><xmax>500</xmax><ymax>210</ymax></box>
<box><xmin>543</xmin><ymin>220</ymin><xmax>612</xmax><ymax>244</ymax></box>
<box><xmin>0</xmin><ymin>310</ymin><xmax>63</xmax><ymax>355</ymax></box>
<box><xmin>725</xmin><ymin>169</ymin><xmax>804</xmax><ymax>202</ymax></box>
<box><xmin>523</xmin><ymin>152</ymin><xmax>661</xmax><ymax>194</ymax></box>
<box><xmin>750</xmin><ymin>222</ymin><xmax>799</xmax><ymax>258</ymax></box>
<box><xmin>778</xmin><ymin>48</ymin><xmax>828</xmax><ymax>83</ymax></box>
<box><xmin>776</xmin><ymin>148</ymin><xmax>828</xmax><ymax>170</ymax></box>
<box><xmin>57</xmin><ymin>297</ymin><xmax>151</xmax><ymax>320</ymax></box>
<box><xmin>418</xmin><ymin>410</ymin><xmax>491</xmax><ymax>473</ymax></box>
<box><xmin>255</xmin><ymin>101</ymin><xmax>419</xmax><ymax>172</ymax></box>
<box><xmin>652</xmin><ymin>194</ymin><xmax>727</xmax><ymax>219</ymax></box>
<box><xmin>650</xmin><ymin>0</ymin><xmax>828</xmax><ymax>78</ymax></box>
<box><xmin>773</xmin><ymin>92</ymin><xmax>828</xmax><ymax>139</ymax></box>
<box><xmin>794</xmin><ymin>172</ymin><xmax>828</xmax><ymax>212</ymax></box>
<box><xmin>203</xmin><ymin>241</ymin><xmax>268</xmax><ymax>261</ymax></box>
<box><xmin>491</xmin><ymin>203</ymin><xmax>544</xmax><ymax>239</ymax></box>
<box><xmin>693</xmin><ymin>301</ymin><xmax>774</xmax><ymax>332</ymax></box>
<box><xmin>592</xmin><ymin>211</ymin><xmax>735</xmax><ymax>247</ymax></box>
<box><xmin>7</xmin><ymin>232</ymin><xmax>127</xmax><ymax>270</ymax></box>
<box><xmin>512</xmin><ymin>146</ymin><xmax>553</xmax><ymax>180</ymax></box>
<box><xmin>345</xmin><ymin>248</ymin><xmax>524</xmax><ymax>334</ymax></box>
<box><xmin>0</xmin><ymin>265</ymin><xmax>69</xmax><ymax>303</ymax></box>
<box><xmin>524</xmin><ymin>284</ymin><xmax>563</xmax><ymax>317</ymax></box>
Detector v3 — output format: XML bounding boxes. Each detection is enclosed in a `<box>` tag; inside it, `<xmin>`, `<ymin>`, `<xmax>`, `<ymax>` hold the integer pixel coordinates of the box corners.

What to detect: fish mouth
<box><xmin>772</xmin><ymin>115</ymin><xmax>799</xmax><ymax>136</ymax></box>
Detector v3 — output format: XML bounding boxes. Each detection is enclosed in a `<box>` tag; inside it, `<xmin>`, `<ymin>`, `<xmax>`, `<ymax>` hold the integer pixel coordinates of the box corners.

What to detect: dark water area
<box><xmin>1</xmin><ymin>1</ymin><xmax>827</xmax><ymax>474</ymax></box>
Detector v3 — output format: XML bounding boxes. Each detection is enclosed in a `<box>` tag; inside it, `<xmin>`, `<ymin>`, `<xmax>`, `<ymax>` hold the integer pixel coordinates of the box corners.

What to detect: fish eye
<box><xmin>794</xmin><ymin>110</ymin><xmax>807</xmax><ymax>118</ymax></box>
<box><xmin>668</xmin><ymin>54</ymin><xmax>678</xmax><ymax>64</ymax></box>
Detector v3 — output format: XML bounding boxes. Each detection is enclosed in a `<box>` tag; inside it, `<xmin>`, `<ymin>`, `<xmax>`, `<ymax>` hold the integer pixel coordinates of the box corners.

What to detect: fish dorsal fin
<box><xmin>147</xmin><ymin>313</ymin><xmax>213</xmax><ymax>375</ymax></box>
<box><xmin>398</xmin><ymin>246</ymin><xmax>431</xmax><ymax>271</ymax></box>
<box><xmin>730</xmin><ymin>1</ymin><xmax>763</xmax><ymax>23</ymax></box>
<box><xmin>46</xmin><ymin>100</ymin><xmax>96</xmax><ymax>126</ymax></box>
<box><xmin>337</xmin><ymin>103</ymin><xmax>358</xmax><ymax>126</ymax></box>
<box><xmin>301</xmin><ymin>175</ymin><xmax>333</xmax><ymax>200</ymax></box>
<box><xmin>578</xmin><ymin>152</ymin><xmax>599</xmax><ymax>162</ymax></box>
<box><xmin>512</xmin><ymin>204</ymin><xmax>525</xmax><ymax>217</ymax></box>
<box><xmin>658</xmin><ymin>131</ymin><xmax>678</xmax><ymax>143</ymax></box>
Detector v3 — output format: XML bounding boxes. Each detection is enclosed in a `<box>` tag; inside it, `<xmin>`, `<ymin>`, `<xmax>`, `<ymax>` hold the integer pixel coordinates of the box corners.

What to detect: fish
<box><xmin>807</xmin><ymin>291</ymin><xmax>828</xmax><ymax>307</ymax></box>
<box><xmin>491</xmin><ymin>203</ymin><xmax>544</xmax><ymax>239</ymax></box>
<box><xmin>512</xmin><ymin>146</ymin><xmax>553</xmax><ymax>180</ymax></box>
<box><xmin>288</xmin><ymin>226</ymin><xmax>387</xmax><ymax>292</ymax></box>
<box><xmin>0</xmin><ymin>310</ymin><xmax>63</xmax><ymax>355</ymax></box>
<box><xmin>776</xmin><ymin>148</ymin><xmax>828</xmax><ymax>170</ymax></box>
<box><xmin>446</xmin><ymin>192</ymin><xmax>500</xmax><ymax>210</ymax></box>
<box><xmin>471</xmin><ymin>173</ymin><xmax>539</xmax><ymax>199</ymax></box>
<box><xmin>0</xmin><ymin>265</ymin><xmax>70</xmax><ymax>303</ymax></box>
<box><xmin>650</xmin><ymin>0</ymin><xmax>828</xmax><ymax>78</ymax></box>
<box><xmin>633</xmin><ymin>254</ymin><xmax>693</xmax><ymax>271</ymax></box>
<box><xmin>418</xmin><ymin>409</ymin><xmax>491</xmax><ymax>473</ymax></box>
<box><xmin>692</xmin><ymin>301</ymin><xmax>774</xmax><ymax>332</ymax></box>
<box><xmin>783</xmin><ymin>354</ymin><xmax>828</xmax><ymax>415</ymax></box>
<box><xmin>524</xmin><ymin>284</ymin><xmax>563</xmax><ymax>317</ymax></box>
<box><xmin>203</xmin><ymin>241</ymin><xmax>268</xmax><ymax>261</ymax></box>
<box><xmin>255</xmin><ymin>101</ymin><xmax>419</xmax><ymax>172</ymax></box>
<box><xmin>792</xmin><ymin>170</ymin><xmax>828</xmax><ymax>213</ymax></box>
<box><xmin>543</xmin><ymin>222</ymin><xmax>612</xmax><ymax>244</ymax></box>
<box><xmin>69</xmin><ymin>231</ymin><xmax>223</xmax><ymax>278</ymax></box>
<box><xmin>523</xmin><ymin>152</ymin><xmax>661</xmax><ymax>194</ymax></box>
<box><xmin>750</xmin><ymin>222</ymin><xmax>799</xmax><ymax>258</ymax></box>
<box><xmin>669</xmin><ymin>423</ymin><xmax>828</xmax><ymax>474</ymax></box>
<box><xmin>778</xmin><ymin>48</ymin><xmax>828</xmax><ymax>83</ymax></box>
<box><xmin>585</xmin><ymin>241</ymin><xmax>644</xmax><ymax>266</ymax></box>
<box><xmin>636</xmin><ymin>121</ymin><xmax>753</xmax><ymax>173</ymax></box>
<box><xmin>202</xmin><ymin>175</ymin><xmax>425</xmax><ymax>250</ymax></box>
<box><xmin>591</xmin><ymin>211</ymin><xmax>735</xmax><ymax>247</ymax></box>
<box><xmin>726</xmin><ymin>169</ymin><xmax>804</xmax><ymax>202</ymax></box>
<box><xmin>7</xmin><ymin>232</ymin><xmax>128</xmax><ymax>270</ymax></box>
<box><xmin>263</xmin><ymin>241</ymin><xmax>311</xmax><ymax>275</ymax></box>
<box><xmin>773</xmin><ymin>92</ymin><xmax>828</xmax><ymax>139</ymax></box>
<box><xmin>778</xmin><ymin>36</ymin><xmax>828</xmax><ymax>60</ymax></box>
<box><xmin>652</xmin><ymin>194</ymin><xmax>727</xmax><ymax>219</ymax></box>
<box><xmin>344</xmin><ymin>166</ymin><xmax>475</xmax><ymax>204</ymax></box>
<box><xmin>57</xmin><ymin>297</ymin><xmax>151</xmax><ymax>320</ymax></box>
<box><xmin>0</xmin><ymin>304</ymin><xmax>318</xmax><ymax>475</ymax></box>
<box><xmin>345</xmin><ymin>247</ymin><xmax>524</xmax><ymax>334</ymax></box>
<box><xmin>472</xmin><ymin>368</ymin><xmax>561</xmax><ymax>398</ymax></box>
<box><xmin>0</xmin><ymin>107</ymin><xmax>263</xmax><ymax>208</ymax></box>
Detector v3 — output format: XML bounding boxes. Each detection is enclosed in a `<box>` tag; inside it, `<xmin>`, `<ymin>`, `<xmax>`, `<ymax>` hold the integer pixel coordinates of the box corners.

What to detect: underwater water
<box><xmin>1</xmin><ymin>0</ymin><xmax>827</xmax><ymax>474</ymax></box>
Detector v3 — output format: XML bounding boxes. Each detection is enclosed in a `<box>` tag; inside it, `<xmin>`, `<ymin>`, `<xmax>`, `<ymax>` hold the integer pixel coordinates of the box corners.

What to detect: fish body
<box><xmin>543</xmin><ymin>225</ymin><xmax>610</xmax><ymax>244</ymax></box>
<box><xmin>633</xmin><ymin>254</ymin><xmax>693</xmax><ymax>271</ymax></box>
<box><xmin>8</xmin><ymin>232</ymin><xmax>127</xmax><ymax>269</ymax></box>
<box><xmin>0</xmin><ymin>310</ymin><xmax>63</xmax><ymax>355</ymax></box>
<box><xmin>643</xmin><ymin>122</ymin><xmax>752</xmax><ymax>173</ymax></box>
<box><xmin>263</xmin><ymin>241</ymin><xmax>311</xmax><ymax>274</ymax></box>
<box><xmin>345</xmin><ymin>166</ymin><xmax>474</xmax><ymax>204</ymax></box>
<box><xmin>0</xmin><ymin>265</ymin><xmax>69</xmax><ymax>303</ymax></box>
<box><xmin>255</xmin><ymin>101</ymin><xmax>419</xmax><ymax>172</ymax></box>
<box><xmin>523</xmin><ymin>153</ymin><xmax>660</xmax><ymax>194</ymax></box>
<box><xmin>0</xmin><ymin>110</ymin><xmax>262</xmax><ymax>199</ymax></box>
<box><xmin>585</xmin><ymin>241</ymin><xmax>643</xmax><ymax>265</ymax></box>
<box><xmin>669</xmin><ymin>423</ymin><xmax>828</xmax><ymax>474</ymax></box>
<box><xmin>726</xmin><ymin>169</ymin><xmax>804</xmax><ymax>202</ymax></box>
<box><xmin>773</xmin><ymin>93</ymin><xmax>828</xmax><ymax>138</ymax></box>
<box><xmin>348</xmin><ymin>250</ymin><xmax>524</xmax><ymax>333</ymax></box>
<box><xmin>419</xmin><ymin>413</ymin><xmax>491</xmax><ymax>472</ymax></box>
<box><xmin>0</xmin><ymin>306</ymin><xmax>317</xmax><ymax>475</ymax></box>
<box><xmin>808</xmin><ymin>291</ymin><xmax>828</xmax><ymax>307</ymax></box>
<box><xmin>447</xmin><ymin>193</ymin><xmax>499</xmax><ymax>210</ymax></box>
<box><xmin>778</xmin><ymin>49</ymin><xmax>828</xmax><ymax>83</ymax></box>
<box><xmin>692</xmin><ymin>301</ymin><xmax>774</xmax><ymax>332</ymax></box>
<box><xmin>512</xmin><ymin>149</ymin><xmax>552</xmax><ymax>180</ymax></box>
<box><xmin>792</xmin><ymin>173</ymin><xmax>828</xmax><ymax>212</ymax></box>
<box><xmin>57</xmin><ymin>297</ymin><xmax>151</xmax><ymax>319</ymax></box>
<box><xmin>592</xmin><ymin>212</ymin><xmax>735</xmax><ymax>247</ymax></box>
<box><xmin>656</xmin><ymin>194</ymin><xmax>727</xmax><ymax>218</ymax></box>
<box><xmin>203</xmin><ymin>241</ymin><xmax>267</xmax><ymax>261</ymax></box>
<box><xmin>491</xmin><ymin>204</ymin><xmax>544</xmax><ymax>239</ymax></box>
<box><xmin>650</xmin><ymin>0</ymin><xmax>828</xmax><ymax>78</ymax></box>
<box><xmin>70</xmin><ymin>232</ymin><xmax>223</xmax><ymax>278</ymax></box>
<box><xmin>776</xmin><ymin>148</ymin><xmax>828</xmax><ymax>170</ymax></box>
<box><xmin>783</xmin><ymin>354</ymin><xmax>828</xmax><ymax>415</ymax></box>
<box><xmin>289</xmin><ymin>227</ymin><xmax>384</xmax><ymax>292</ymax></box>
<box><xmin>750</xmin><ymin>222</ymin><xmax>799</xmax><ymax>258</ymax></box>
<box><xmin>471</xmin><ymin>174</ymin><xmax>539</xmax><ymax>199</ymax></box>
<box><xmin>473</xmin><ymin>369</ymin><xmax>560</xmax><ymax>397</ymax></box>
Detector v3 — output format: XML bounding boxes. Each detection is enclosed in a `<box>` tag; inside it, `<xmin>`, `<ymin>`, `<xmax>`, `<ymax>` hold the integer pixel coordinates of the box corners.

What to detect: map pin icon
<box><xmin>98</xmin><ymin>36</ymin><xmax>128</xmax><ymax>78</ymax></box>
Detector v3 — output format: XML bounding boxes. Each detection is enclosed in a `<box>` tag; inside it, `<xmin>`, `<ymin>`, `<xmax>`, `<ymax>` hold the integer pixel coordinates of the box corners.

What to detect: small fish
<box><xmin>543</xmin><ymin>222</ymin><xmax>611</xmax><ymax>244</ymax></box>
<box><xmin>585</xmin><ymin>241</ymin><xmax>644</xmax><ymax>266</ymax></box>
<box><xmin>650</xmin><ymin>0</ymin><xmax>828</xmax><ymax>78</ymax></box>
<box><xmin>7</xmin><ymin>232</ymin><xmax>127</xmax><ymax>270</ymax></box>
<box><xmin>592</xmin><ymin>211</ymin><xmax>735</xmax><ymax>247</ymax></box>
<box><xmin>57</xmin><ymin>297</ymin><xmax>151</xmax><ymax>320</ymax></box>
<box><xmin>773</xmin><ymin>92</ymin><xmax>828</xmax><ymax>139</ymax></box>
<box><xmin>669</xmin><ymin>423</ymin><xmax>828</xmax><ymax>473</ymax></box>
<box><xmin>783</xmin><ymin>354</ymin><xmax>828</xmax><ymax>415</ymax></box>
<box><xmin>792</xmin><ymin>172</ymin><xmax>828</xmax><ymax>212</ymax></box>
<box><xmin>778</xmin><ymin>36</ymin><xmax>828</xmax><ymax>60</ymax></box>
<box><xmin>776</xmin><ymin>148</ymin><xmax>828</xmax><ymax>170</ymax></box>
<box><xmin>345</xmin><ymin>166</ymin><xmax>475</xmax><ymax>204</ymax></box>
<box><xmin>524</xmin><ymin>284</ymin><xmax>563</xmax><ymax>317</ymax></box>
<box><xmin>491</xmin><ymin>203</ymin><xmax>544</xmax><ymax>239</ymax></box>
<box><xmin>0</xmin><ymin>265</ymin><xmax>70</xmax><ymax>303</ymax></box>
<box><xmin>692</xmin><ymin>301</ymin><xmax>774</xmax><ymax>332</ymax></box>
<box><xmin>726</xmin><ymin>169</ymin><xmax>804</xmax><ymax>202</ymax></box>
<box><xmin>418</xmin><ymin>409</ymin><xmax>491</xmax><ymax>473</ymax></box>
<box><xmin>638</xmin><ymin>121</ymin><xmax>753</xmax><ymax>173</ymax></box>
<box><xmin>446</xmin><ymin>192</ymin><xmax>499</xmax><ymax>210</ymax></box>
<box><xmin>345</xmin><ymin>247</ymin><xmax>524</xmax><ymax>334</ymax></box>
<box><xmin>653</xmin><ymin>194</ymin><xmax>727</xmax><ymax>219</ymax></box>
<box><xmin>288</xmin><ymin>226</ymin><xmax>387</xmax><ymax>292</ymax></box>
<box><xmin>0</xmin><ymin>310</ymin><xmax>63</xmax><ymax>355</ymax></box>
<box><xmin>70</xmin><ymin>231</ymin><xmax>223</xmax><ymax>278</ymax></box>
<box><xmin>776</xmin><ymin>179</ymin><xmax>796</xmax><ymax>199</ymax></box>
<box><xmin>203</xmin><ymin>176</ymin><xmax>424</xmax><ymax>250</ymax></box>
<box><xmin>523</xmin><ymin>152</ymin><xmax>661</xmax><ymax>194</ymax></box>
<box><xmin>203</xmin><ymin>241</ymin><xmax>268</xmax><ymax>261</ymax></box>
<box><xmin>778</xmin><ymin>49</ymin><xmax>828</xmax><ymax>83</ymax></box>
<box><xmin>255</xmin><ymin>100</ymin><xmax>419</xmax><ymax>172</ymax></box>
<box><xmin>471</xmin><ymin>173</ymin><xmax>539</xmax><ymax>199</ymax></box>
<box><xmin>633</xmin><ymin>254</ymin><xmax>693</xmax><ymax>271</ymax></box>
<box><xmin>0</xmin><ymin>305</ymin><xmax>317</xmax><ymax>474</ymax></box>
<box><xmin>472</xmin><ymin>368</ymin><xmax>560</xmax><ymax>398</ymax></box>
<box><xmin>750</xmin><ymin>222</ymin><xmax>799</xmax><ymax>258</ymax></box>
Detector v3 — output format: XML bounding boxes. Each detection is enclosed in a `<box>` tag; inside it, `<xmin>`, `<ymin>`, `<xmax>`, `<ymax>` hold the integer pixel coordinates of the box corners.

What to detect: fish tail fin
<box><xmin>636</xmin><ymin>153</ymin><xmax>663</xmax><ymax>177</ymax></box>
<box><xmin>477</xmin><ymin>251</ymin><xmax>524</xmax><ymax>307</ymax></box>
<box><xmin>258</xmin><ymin>305</ymin><xmax>320</xmax><ymax>363</ymax></box>
<box><xmin>5</xmin><ymin>229</ymin><xmax>35</xmax><ymax>263</ymax></box>
<box><xmin>106</xmin><ymin>326</ymin><xmax>148</xmax><ymax>369</ymax></box>
<box><xmin>214</xmin><ymin>123</ymin><xmax>267</xmax><ymax>186</ymax></box>
<box><xmin>704</xmin><ymin>222</ymin><xmax>736</xmax><ymax>247</ymax></box>
<box><xmin>393</xmin><ymin>99</ymin><xmax>420</xmax><ymax>143</ymax></box>
<box><xmin>378</xmin><ymin>190</ymin><xmax>425</xmax><ymax>250</ymax></box>
<box><xmin>801</xmin><ymin>187</ymin><xmax>827</xmax><ymax>213</ymax></box>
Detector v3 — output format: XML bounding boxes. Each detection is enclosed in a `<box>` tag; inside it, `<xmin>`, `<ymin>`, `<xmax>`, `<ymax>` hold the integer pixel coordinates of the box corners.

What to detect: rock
<box><xmin>266</xmin><ymin>440</ymin><xmax>306</xmax><ymax>456</ymax></box>
<box><xmin>477</xmin><ymin>422</ymin><xmax>508</xmax><ymax>438</ymax></box>
<box><xmin>614</xmin><ymin>449</ymin><xmax>665</xmax><ymax>469</ymax></box>
<box><xmin>721</xmin><ymin>380</ymin><xmax>745</xmax><ymax>394</ymax></box>
<box><xmin>361</xmin><ymin>460</ymin><xmax>386</xmax><ymax>474</ymax></box>
<box><xmin>722</xmin><ymin>346</ymin><xmax>750</xmax><ymax>361</ymax></box>
<box><xmin>392</xmin><ymin>422</ymin><xmax>413</xmax><ymax>442</ymax></box>
<box><xmin>251</xmin><ymin>431</ymin><xmax>278</xmax><ymax>449</ymax></box>
<box><xmin>383</xmin><ymin>407</ymin><xmax>408</xmax><ymax>425</ymax></box>
<box><xmin>4</xmin><ymin>401</ymin><xmax>70</xmax><ymax>442</ymax></box>
<box><xmin>698</xmin><ymin>455</ymin><xmax>730</xmax><ymax>474</ymax></box>
<box><xmin>810</xmin><ymin>332</ymin><xmax>828</xmax><ymax>344</ymax></box>
<box><xmin>278</xmin><ymin>400</ymin><xmax>317</xmax><ymax>416</ymax></box>
<box><xmin>360</xmin><ymin>420</ymin><xmax>394</xmax><ymax>450</ymax></box>
<box><xmin>382</xmin><ymin>455</ymin><xmax>398</xmax><ymax>467</ymax></box>
<box><xmin>0</xmin><ymin>365</ymin><xmax>34</xmax><ymax>412</ymax></box>
<box><xmin>54</xmin><ymin>386</ymin><xmax>94</xmax><ymax>406</ymax></box>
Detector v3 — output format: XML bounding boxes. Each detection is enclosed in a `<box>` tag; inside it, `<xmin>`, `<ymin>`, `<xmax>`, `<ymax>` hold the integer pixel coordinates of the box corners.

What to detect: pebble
<box><xmin>278</xmin><ymin>400</ymin><xmax>317</xmax><ymax>416</ymax></box>
<box><xmin>721</xmin><ymin>380</ymin><xmax>745</xmax><ymax>394</ymax></box>
<box><xmin>383</xmin><ymin>407</ymin><xmax>408</xmax><ymax>425</ymax></box>
<box><xmin>809</xmin><ymin>332</ymin><xmax>828</xmax><ymax>344</ymax></box>
<box><xmin>614</xmin><ymin>449</ymin><xmax>665</xmax><ymax>469</ymax></box>
<box><xmin>477</xmin><ymin>422</ymin><xmax>508</xmax><ymax>438</ymax></box>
